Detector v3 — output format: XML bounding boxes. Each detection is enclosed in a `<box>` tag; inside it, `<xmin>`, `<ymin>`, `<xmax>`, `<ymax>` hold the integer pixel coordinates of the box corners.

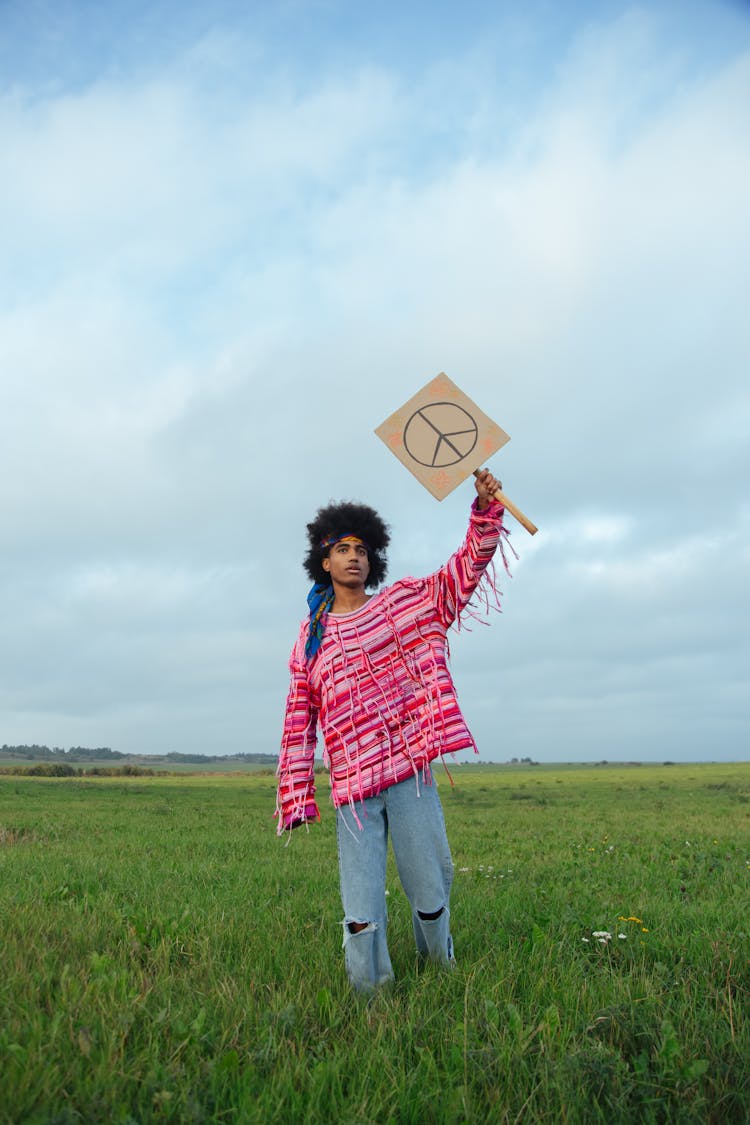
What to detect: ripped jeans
<box><xmin>335</xmin><ymin>774</ymin><xmax>455</xmax><ymax>992</ymax></box>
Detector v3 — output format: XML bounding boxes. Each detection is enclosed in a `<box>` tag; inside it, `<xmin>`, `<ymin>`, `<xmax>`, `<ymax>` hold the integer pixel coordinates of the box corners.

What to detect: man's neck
<box><xmin>330</xmin><ymin>585</ymin><xmax>371</xmax><ymax>615</ymax></box>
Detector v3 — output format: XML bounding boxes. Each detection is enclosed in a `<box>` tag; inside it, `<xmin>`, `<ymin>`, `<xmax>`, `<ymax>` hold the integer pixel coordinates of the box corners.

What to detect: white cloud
<box><xmin>569</xmin><ymin>529</ymin><xmax>725</xmax><ymax>593</ymax></box>
<box><xmin>580</xmin><ymin>517</ymin><xmax>632</xmax><ymax>544</ymax></box>
<box><xmin>1</xmin><ymin>3</ymin><xmax>748</xmax><ymax>760</ymax></box>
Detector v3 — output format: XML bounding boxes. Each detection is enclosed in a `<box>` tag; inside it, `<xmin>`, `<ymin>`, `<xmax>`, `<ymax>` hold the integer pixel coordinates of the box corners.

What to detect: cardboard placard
<box><xmin>375</xmin><ymin>372</ymin><xmax>510</xmax><ymax>501</ymax></box>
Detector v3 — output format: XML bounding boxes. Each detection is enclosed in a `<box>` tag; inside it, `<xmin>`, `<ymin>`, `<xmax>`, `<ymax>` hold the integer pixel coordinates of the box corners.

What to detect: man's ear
<box><xmin>322</xmin><ymin>556</ymin><xmax>331</xmax><ymax>573</ymax></box>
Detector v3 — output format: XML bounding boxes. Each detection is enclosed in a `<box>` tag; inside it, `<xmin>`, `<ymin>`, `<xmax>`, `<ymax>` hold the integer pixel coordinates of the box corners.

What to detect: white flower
<box><xmin>618</xmin><ymin>933</ymin><xmax>627</xmax><ymax>940</ymax></box>
<box><xmin>582</xmin><ymin>937</ymin><xmax>590</xmax><ymax>943</ymax></box>
<box><xmin>592</xmin><ymin>931</ymin><xmax>612</xmax><ymax>940</ymax></box>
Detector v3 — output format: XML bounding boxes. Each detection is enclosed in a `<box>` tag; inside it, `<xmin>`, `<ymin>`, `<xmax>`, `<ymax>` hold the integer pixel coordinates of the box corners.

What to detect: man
<box><xmin>276</xmin><ymin>469</ymin><xmax>510</xmax><ymax>992</ymax></box>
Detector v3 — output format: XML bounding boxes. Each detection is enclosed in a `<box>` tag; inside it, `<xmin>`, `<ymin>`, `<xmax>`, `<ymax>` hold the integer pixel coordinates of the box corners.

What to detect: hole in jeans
<box><xmin>417</xmin><ymin>906</ymin><xmax>445</xmax><ymax>922</ymax></box>
<box><xmin>347</xmin><ymin>920</ymin><xmax>372</xmax><ymax>934</ymax></box>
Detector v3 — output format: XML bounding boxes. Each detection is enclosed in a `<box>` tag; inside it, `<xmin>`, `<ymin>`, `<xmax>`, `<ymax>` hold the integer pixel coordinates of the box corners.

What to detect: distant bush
<box><xmin>86</xmin><ymin>766</ymin><xmax>155</xmax><ymax>777</ymax></box>
<box><xmin>23</xmin><ymin>763</ymin><xmax>77</xmax><ymax>777</ymax></box>
<box><xmin>0</xmin><ymin>763</ymin><xmax>156</xmax><ymax>778</ymax></box>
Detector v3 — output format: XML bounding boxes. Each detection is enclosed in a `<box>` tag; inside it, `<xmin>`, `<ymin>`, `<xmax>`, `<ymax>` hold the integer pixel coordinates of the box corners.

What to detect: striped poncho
<box><xmin>276</xmin><ymin>498</ymin><xmax>509</xmax><ymax>833</ymax></box>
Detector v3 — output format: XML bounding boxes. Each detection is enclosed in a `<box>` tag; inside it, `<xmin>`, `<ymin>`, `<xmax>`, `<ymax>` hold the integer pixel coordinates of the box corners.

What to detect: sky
<box><xmin>1</xmin><ymin>0</ymin><xmax>749</xmax><ymax>764</ymax></box>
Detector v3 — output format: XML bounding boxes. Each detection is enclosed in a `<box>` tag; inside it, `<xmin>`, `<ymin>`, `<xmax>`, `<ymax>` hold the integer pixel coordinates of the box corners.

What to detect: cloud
<box><xmin>1</xmin><ymin>3</ymin><xmax>748</xmax><ymax>760</ymax></box>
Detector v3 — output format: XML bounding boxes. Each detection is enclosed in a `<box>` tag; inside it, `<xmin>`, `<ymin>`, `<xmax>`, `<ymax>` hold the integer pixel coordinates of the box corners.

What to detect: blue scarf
<box><xmin>305</xmin><ymin>583</ymin><xmax>335</xmax><ymax>660</ymax></box>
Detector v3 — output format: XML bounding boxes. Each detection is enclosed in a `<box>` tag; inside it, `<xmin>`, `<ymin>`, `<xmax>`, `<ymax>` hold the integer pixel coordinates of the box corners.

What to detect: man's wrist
<box><xmin>472</xmin><ymin>496</ymin><xmax>503</xmax><ymax>517</ymax></box>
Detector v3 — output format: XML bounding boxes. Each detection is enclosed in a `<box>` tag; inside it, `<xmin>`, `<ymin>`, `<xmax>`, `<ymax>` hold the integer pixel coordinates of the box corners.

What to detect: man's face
<box><xmin>322</xmin><ymin>539</ymin><xmax>370</xmax><ymax>588</ymax></box>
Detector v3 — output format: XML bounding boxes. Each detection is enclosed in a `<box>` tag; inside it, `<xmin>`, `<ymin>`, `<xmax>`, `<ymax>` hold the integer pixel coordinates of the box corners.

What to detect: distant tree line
<box><xmin>1</xmin><ymin>745</ymin><xmax>277</xmax><ymax>765</ymax></box>
<box><xmin>1</xmin><ymin>744</ymin><xmax>125</xmax><ymax>761</ymax></box>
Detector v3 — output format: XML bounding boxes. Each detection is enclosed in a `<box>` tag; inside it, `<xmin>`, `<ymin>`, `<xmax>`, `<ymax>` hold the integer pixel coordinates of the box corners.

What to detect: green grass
<box><xmin>1</xmin><ymin>764</ymin><xmax>748</xmax><ymax>1123</ymax></box>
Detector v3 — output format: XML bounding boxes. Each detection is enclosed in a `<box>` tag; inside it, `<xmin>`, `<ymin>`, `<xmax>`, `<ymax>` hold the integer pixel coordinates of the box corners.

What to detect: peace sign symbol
<box><xmin>403</xmin><ymin>402</ymin><xmax>479</xmax><ymax>468</ymax></box>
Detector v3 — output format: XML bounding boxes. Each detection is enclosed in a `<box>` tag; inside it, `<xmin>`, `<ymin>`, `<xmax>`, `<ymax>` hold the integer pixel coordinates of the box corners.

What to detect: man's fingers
<box><xmin>476</xmin><ymin>468</ymin><xmax>502</xmax><ymax>494</ymax></box>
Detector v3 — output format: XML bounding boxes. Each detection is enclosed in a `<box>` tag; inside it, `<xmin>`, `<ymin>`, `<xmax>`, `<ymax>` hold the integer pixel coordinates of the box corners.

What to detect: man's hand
<box><xmin>474</xmin><ymin>468</ymin><xmax>503</xmax><ymax>510</ymax></box>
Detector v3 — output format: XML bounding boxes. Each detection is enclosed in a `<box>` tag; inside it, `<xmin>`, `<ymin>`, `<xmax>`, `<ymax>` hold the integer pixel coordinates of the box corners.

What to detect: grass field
<box><xmin>1</xmin><ymin>763</ymin><xmax>748</xmax><ymax>1123</ymax></box>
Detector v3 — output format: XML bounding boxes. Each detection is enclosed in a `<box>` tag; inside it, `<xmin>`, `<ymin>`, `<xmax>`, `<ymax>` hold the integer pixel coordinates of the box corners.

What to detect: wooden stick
<box><xmin>473</xmin><ymin>470</ymin><xmax>538</xmax><ymax>535</ymax></box>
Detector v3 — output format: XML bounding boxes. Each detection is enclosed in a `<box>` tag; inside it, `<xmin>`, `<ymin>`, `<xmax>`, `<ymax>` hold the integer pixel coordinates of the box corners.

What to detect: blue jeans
<box><xmin>335</xmin><ymin>774</ymin><xmax>455</xmax><ymax>992</ymax></box>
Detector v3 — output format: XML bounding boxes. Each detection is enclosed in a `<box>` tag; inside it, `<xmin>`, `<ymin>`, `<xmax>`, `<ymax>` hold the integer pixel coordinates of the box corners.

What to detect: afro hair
<box><xmin>304</xmin><ymin>500</ymin><xmax>390</xmax><ymax>588</ymax></box>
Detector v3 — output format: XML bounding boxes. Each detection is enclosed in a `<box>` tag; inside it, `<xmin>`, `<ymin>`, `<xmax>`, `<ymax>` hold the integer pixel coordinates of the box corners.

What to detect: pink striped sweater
<box><xmin>276</xmin><ymin>499</ymin><xmax>508</xmax><ymax>832</ymax></box>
